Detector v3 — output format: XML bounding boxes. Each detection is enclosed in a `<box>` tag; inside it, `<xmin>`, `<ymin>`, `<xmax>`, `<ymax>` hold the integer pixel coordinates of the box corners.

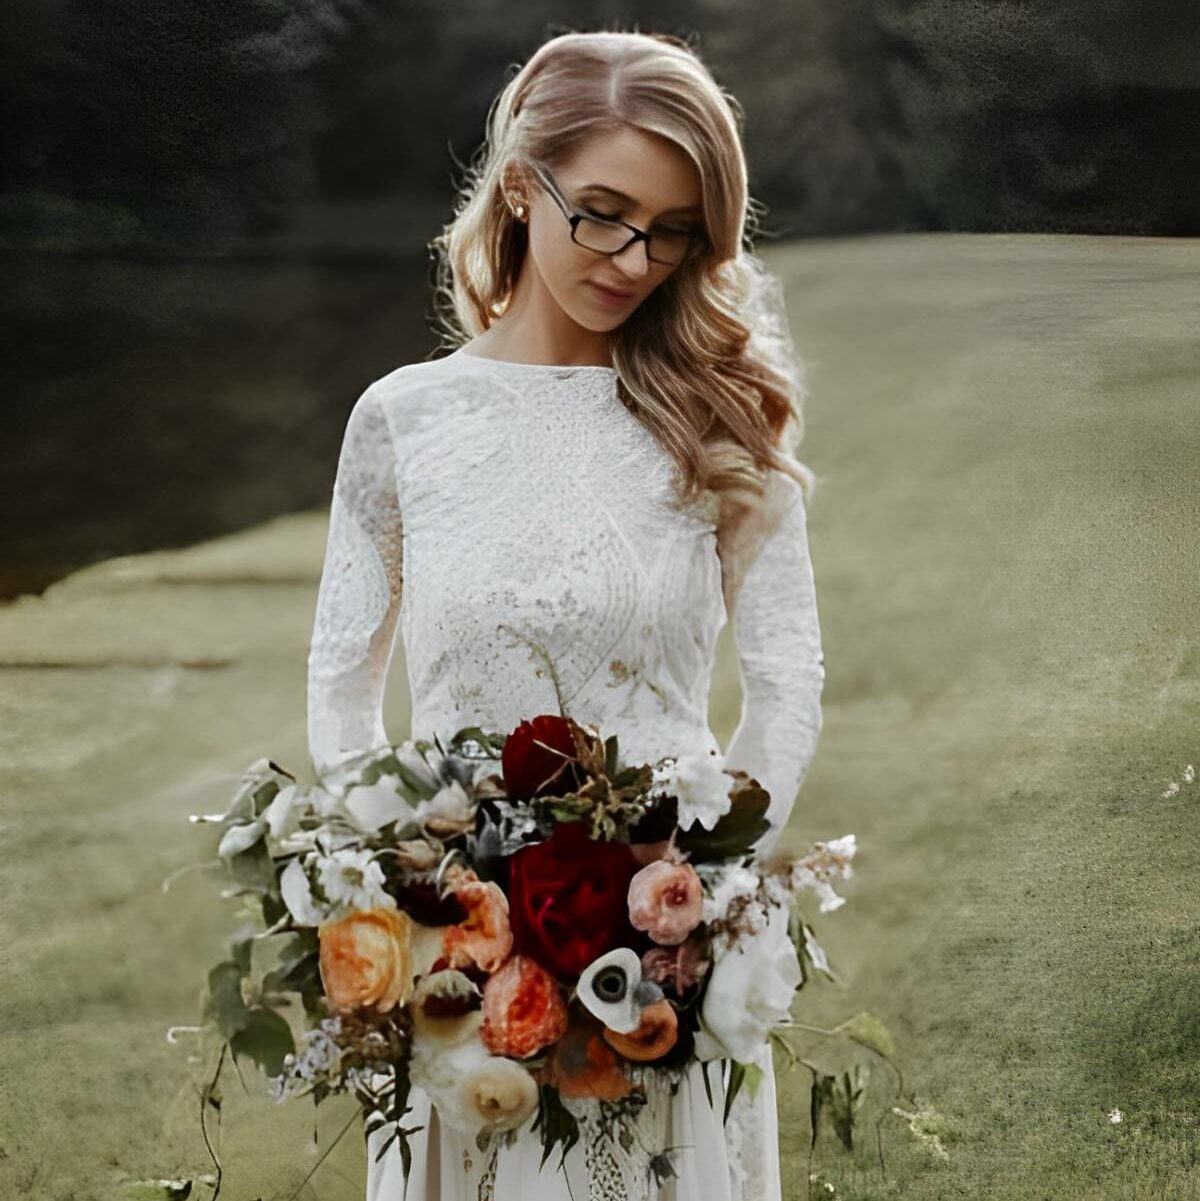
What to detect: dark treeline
<box><xmin>2</xmin><ymin>0</ymin><xmax>1197</xmax><ymax>248</ymax></box>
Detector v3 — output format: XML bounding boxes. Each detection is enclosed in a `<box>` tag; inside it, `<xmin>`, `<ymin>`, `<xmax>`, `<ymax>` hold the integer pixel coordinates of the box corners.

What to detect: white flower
<box><xmin>699</xmin><ymin>864</ymin><xmax>762</xmax><ymax>925</ymax></box>
<box><xmin>787</xmin><ymin>834</ymin><xmax>857</xmax><ymax>912</ymax></box>
<box><xmin>1107</xmin><ymin>1107</ymin><xmax>1123</xmax><ymax>1124</ymax></box>
<box><xmin>316</xmin><ymin>848</ymin><xmax>394</xmax><ymax>913</ymax></box>
<box><xmin>693</xmin><ymin>900</ymin><xmax>801</xmax><ymax>1063</ymax></box>
<box><xmin>410</xmin><ymin>1033</ymin><xmax>538</xmax><ymax>1136</ymax></box>
<box><xmin>651</xmin><ymin>748</ymin><xmax>733</xmax><ymax>832</ymax></box>
<box><xmin>267</xmin><ymin>1016</ymin><xmax>344</xmax><ymax>1101</ymax></box>
<box><xmin>343</xmin><ymin>776</ymin><xmax>418</xmax><ymax>831</ymax></box>
<box><xmin>414</xmin><ymin>779</ymin><xmax>474</xmax><ymax>824</ymax></box>
<box><xmin>280</xmin><ymin>855</ymin><xmax>326</xmax><ymax>926</ymax></box>
<box><xmin>1184</xmin><ymin>764</ymin><xmax>1196</xmax><ymax>783</ymax></box>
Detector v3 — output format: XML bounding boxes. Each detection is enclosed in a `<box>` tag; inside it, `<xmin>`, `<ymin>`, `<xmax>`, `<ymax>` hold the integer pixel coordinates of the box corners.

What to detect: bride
<box><xmin>306</xmin><ymin>27</ymin><xmax>825</xmax><ymax>1201</ymax></box>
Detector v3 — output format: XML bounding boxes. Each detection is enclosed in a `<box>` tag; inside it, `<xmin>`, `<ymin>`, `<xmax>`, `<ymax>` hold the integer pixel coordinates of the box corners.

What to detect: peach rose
<box><xmin>602</xmin><ymin>998</ymin><xmax>679</xmax><ymax>1062</ymax></box>
<box><xmin>627</xmin><ymin>860</ymin><xmax>704</xmax><ymax>945</ymax></box>
<box><xmin>480</xmin><ymin>954</ymin><xmax>569</xmax><ymax>1058</ymax></box>
<box><xmin>442</xmin><ymin>879</ymin><xmax>514</xmax><ymax>974</ymax></box>
<box><xmin>318</xmin><ymin>906</ymin><xmax>414</xmax><ymax>1013</ymax></box>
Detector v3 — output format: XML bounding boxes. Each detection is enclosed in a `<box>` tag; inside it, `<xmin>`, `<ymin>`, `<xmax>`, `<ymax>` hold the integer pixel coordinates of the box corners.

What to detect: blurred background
<box><xmin>2</xmin><ymin>0</ymin><xmax>1197</xmax><ymax>597</ymax></box>
<box><xmin>2</xmin><ymin>6</ymin><xmax>1199</xmax><ymax>1201</ymax></box>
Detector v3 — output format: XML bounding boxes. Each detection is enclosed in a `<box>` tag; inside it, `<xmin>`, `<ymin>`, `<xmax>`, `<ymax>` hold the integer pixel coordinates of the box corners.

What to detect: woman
<box><xmin>307</xmin><ymin>28</ymin><xmax>826</xmax><ymax>1201</ymax></box>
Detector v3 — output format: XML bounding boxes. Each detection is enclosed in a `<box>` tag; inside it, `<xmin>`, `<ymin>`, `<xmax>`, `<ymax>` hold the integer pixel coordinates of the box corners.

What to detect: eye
<box><xmin>584</xmin><ymin>207</ymin><xmax>622</xmax><ymax>222</ymax></box>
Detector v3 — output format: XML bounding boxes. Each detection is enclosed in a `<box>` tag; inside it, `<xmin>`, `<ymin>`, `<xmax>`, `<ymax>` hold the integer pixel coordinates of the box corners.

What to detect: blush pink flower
<box><xmin>627</xmin><ymin>860</ymin><xmax>704</xmax><ymax>946</ymax></box>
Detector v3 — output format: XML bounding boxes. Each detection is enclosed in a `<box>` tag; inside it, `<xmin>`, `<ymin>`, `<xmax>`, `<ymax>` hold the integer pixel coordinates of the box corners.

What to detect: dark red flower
<box><xmin>506</xmin><ymin>820</ymin><xmax>642</xmax><ymax>983</ymax></box>
<box><xmin>502</xmin><ymin>714</ymin><xmax>585</xmax><ymax>800</ymax></box>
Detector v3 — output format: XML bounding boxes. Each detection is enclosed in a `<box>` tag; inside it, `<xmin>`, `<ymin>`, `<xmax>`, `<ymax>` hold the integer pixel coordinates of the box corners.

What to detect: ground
<box><xmin>1</xmin><ymin>232</ymin><xmax>1197</xmax><ymax>1200</ymax></box>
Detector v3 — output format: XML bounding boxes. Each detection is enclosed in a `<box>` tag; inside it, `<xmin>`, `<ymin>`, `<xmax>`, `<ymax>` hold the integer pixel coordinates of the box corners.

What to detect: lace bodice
<box><xmin>307</xmin><ymin>347</ymin><xmax>824</xmax><ymax>838</ymax></box>
<box><xmin>305</xmin><ymin>346</ymin><xmax>826</xmax><ymax>1200</ymax></box>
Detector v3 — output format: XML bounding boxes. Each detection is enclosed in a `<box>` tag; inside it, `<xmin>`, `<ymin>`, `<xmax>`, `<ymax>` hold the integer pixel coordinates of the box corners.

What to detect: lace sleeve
<box><xmin>723</xmin><ymin>468</ymin><xmax>825</xmax><ymax>852</ymax></box>
<box><xmin>306</xmin><ymin>383</ymin><xmax>404</xmax><ymax>778</ymax></box>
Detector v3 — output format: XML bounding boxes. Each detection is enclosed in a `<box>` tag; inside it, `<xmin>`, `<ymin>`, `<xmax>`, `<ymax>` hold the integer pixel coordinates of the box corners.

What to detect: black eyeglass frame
<box><xmin>524</xmin><ymin>159</ymin><xmax>707</xmax><ymax>268</ymax></box>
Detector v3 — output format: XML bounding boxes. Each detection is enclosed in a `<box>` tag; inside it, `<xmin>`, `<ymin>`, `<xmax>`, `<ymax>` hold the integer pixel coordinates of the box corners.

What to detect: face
<box><xmin>510</xmin><ymin>125</ymin><xmax>705</xmax><ymax>331</ymax></box>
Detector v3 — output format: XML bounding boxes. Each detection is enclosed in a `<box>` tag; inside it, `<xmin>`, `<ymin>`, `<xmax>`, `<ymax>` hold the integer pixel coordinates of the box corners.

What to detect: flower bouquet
<box><xmin>178</xmin><ymin>714</ymin><xmax>861</xmax><ymax>1190</ymax></box>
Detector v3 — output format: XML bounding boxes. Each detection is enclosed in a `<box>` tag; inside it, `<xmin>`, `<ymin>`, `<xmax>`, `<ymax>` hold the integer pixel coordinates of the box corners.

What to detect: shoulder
<box><xmin>357</xmin><ymin>354</ymin><xmax>472</xmax><ymax>431</ymax></box>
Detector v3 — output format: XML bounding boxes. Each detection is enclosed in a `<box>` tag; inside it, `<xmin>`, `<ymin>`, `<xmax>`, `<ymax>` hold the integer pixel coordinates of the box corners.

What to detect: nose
<box><xmin>610</xmin><ymin>238</ymin><xmax>652</xmax><ymax>279</ymax></box>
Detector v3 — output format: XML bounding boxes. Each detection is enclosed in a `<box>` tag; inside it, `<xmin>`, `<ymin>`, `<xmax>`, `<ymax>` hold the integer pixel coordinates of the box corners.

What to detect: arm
<box><xmin>306</xmin><ymin>383</ymin><xmax>404</xmax><ymax>778</ymax></box>
<box><xmin>722</xmin><ymin>467</ymin><xmax>826</xmax><ymax>850</ymax></box>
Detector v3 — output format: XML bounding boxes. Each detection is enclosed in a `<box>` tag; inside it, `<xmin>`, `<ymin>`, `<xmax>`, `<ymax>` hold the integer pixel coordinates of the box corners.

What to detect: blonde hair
<box><xmin>428</xmin><ymin>28</ymin><xmax>818</xmax><ymax>544</ymax></box>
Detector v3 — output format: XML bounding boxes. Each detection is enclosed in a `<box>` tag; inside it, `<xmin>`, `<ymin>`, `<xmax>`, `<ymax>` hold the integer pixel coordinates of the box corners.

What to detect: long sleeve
<box><xmin>722</xmin><ymin>466</ymin><xmax>826</xmax><ymax>851</ymax></box>
<box><xmin>306</xmin><ymin>383</ymin><xmax>405</xmax><ymax>778</ymax></box>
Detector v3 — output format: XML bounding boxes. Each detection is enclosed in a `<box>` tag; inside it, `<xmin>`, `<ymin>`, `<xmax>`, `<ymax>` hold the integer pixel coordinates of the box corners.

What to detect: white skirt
<box><xmin>364</xmin><ymin>1041</ymin><xmax>781</xmax><ymax>1201</ymax></box>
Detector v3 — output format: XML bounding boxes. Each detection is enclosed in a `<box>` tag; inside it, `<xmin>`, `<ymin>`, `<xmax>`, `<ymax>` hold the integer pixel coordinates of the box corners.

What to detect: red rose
<box><xmin>502</xmin><ymin>714</ymin><xmax>585</xmax><ymax>799</ymax></box>
<box><xmin>506</xmin><ymin>820</ymin><xmax>641</xmax><ymax>983</ymax></box>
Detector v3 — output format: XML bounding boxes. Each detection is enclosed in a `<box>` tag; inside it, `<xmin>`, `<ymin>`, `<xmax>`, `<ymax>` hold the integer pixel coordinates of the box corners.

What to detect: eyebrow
<box><xmin>575</xmin><ymin>183</ymin><xmax>702</xmax><ymax>216</ymax></box>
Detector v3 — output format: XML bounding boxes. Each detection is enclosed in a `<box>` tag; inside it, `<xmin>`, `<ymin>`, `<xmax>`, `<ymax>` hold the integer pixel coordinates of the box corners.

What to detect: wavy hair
<box><xmin>428</xmin><ymin>28</ymin><xmax>818</xmax><ymax>549</ymax></box>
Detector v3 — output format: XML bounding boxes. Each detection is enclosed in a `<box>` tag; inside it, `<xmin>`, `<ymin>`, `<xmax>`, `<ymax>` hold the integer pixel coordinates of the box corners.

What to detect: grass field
<box><xmin>1</xmin><ymin>232</ymin><xmax>1197</xmax><ymax>1201</ymax></box>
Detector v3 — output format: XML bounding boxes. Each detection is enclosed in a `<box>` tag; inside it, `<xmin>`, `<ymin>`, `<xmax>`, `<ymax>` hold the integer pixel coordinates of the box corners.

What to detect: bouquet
<box><xmin>178</xmin><ymin>714</ymin><xmax>862</xmax><ymax>1190</ymax></box>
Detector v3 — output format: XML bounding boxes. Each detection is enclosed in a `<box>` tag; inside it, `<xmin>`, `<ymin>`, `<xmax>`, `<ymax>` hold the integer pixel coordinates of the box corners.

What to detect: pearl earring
<box><xmin>513</xmin><ymin>203</ymin><xmax>527</xmax><ymax>220</ymax></box>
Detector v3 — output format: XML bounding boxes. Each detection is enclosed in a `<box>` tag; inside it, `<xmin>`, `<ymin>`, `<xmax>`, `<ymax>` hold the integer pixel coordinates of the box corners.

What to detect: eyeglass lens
<box><xmin>574</xmin><ymin>216</ymin><xmax>694</xmax><ymax>266</ymax></box>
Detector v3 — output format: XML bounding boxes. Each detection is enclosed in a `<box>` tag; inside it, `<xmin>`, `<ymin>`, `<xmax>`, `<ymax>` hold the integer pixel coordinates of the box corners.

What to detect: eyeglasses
<box><xmin>525</xmin><ymin>160</ymin><xmax>705</xmax><ymax>268</ymax></box>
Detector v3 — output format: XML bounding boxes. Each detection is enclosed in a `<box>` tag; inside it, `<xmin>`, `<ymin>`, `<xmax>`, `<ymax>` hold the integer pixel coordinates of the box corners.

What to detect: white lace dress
<box><xmin>306</xmin><ymin>346</ymin><xmax>826</xmax><ymax>1201</ymax></box>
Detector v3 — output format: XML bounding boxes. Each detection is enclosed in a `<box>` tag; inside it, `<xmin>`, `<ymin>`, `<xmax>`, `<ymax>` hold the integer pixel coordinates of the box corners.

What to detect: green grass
<box><xmin>1</xmin><ymin>232</ymin><xmax>1197</xmax><ymax>1200</ymax></box>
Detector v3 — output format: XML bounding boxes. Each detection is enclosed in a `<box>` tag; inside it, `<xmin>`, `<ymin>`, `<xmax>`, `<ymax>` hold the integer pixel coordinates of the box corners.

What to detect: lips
<box><xmin>589</xmin><ymin>280</ymin><xmax>635</xmax><ymax>300</ymax></box>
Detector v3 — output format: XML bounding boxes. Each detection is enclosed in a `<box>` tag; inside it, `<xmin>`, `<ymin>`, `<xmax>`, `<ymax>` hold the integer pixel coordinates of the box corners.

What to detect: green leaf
<box><xmin>229</xmin><ymin>1006</ymin><xmax>295</xmax><ymax>1076</ymax></box>
<box><xmin>359</xmin><ymin>752</ymin><xmax>402</xmax><ymax>785</ymax></box>
<box><xmin>393</xmin><ymin>759</ymin><xmax>438</xmax><ymax>798</ymax></box>
<box><xmin>799</xmin><ymin>920</ymin><xmax>839</xmax><ymax>984</ymax></box>
<box><xmin>678</xmin><ymin>786</ymin><xmax>771</xmax><ymax>862</ymax></box>
<box><xmin>230</xmin><ymin>924</ymin><xmax>257</xmax><ymax>975</ymax></box>
<box><xmin>230</xmin><ymin>836</ymin><xmax>276</xmax><ymax>892</ymax></box>
<box><xmin>261</xmin><ymin>887</ymin><xmax>289</xmax><ymax>928</ymax></box>
<box><xmin>205</xmin><ymin>961</ymin><xmax>250</xmax><ymax>1039</ymax></box>
<box><xmin>251</xmin><ymin>779</ymin><xmax>281</xmax><ymax>817</ymax></box>
<box><xmin>721</xmin><ymin>1059</ymin><xmax>764</xmax><ymax>1122</ymax></box>
<box><xmin>810</xmin><ymin>1072</ymin><xmax>835</xmax><ymax>1151</ymax></box>
<box><xmin>604</xmin><ymin>734</ymin><xmax>620</xmax><ymax>778</ymax></box>
<box><xmin>262</xmin><ymin>931</ymin><xmax>319</xmax><ymax>996</ymax></box>
<box><xmin>532</xmin><ymin>1084</ymin><xmax>580</xmax><ymax>1172</ymax></box>
<box><xmin>835</xmin><ymin>1011</ymin><xmax>896</xmax><ymax>1059</ymax></box>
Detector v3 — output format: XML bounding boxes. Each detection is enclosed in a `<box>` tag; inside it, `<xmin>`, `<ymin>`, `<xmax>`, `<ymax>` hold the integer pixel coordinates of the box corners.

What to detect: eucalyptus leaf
<box><xmin>205</xmin><ymin>961</ymin><xmax>250</xmax><ymax>1039</ymax></box>
<box><xmin>835</xmin><ymin>1010</ymin><xmax>896</xmax><ymax>1059</ymax></box>
<box><xmin>229</xmin><ymin>1006</ymin><xmax>294</xmax><ymax>1076</ymax></box>
<box><xmin>230</xmin><ymin>836</ymin><xmax>276</xmax><ymax>892</ymax></box>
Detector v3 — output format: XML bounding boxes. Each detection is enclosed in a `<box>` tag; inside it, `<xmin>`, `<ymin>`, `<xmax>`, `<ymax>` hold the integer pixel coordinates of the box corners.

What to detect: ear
<box><xmin>501</xmin><ymin>162</ymin><xmax>533</xmax><ymax>208</ymax></box>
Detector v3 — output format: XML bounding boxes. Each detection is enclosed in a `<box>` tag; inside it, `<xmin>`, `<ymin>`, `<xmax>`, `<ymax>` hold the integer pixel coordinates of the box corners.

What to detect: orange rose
<box><xmin>539</xmin><ymin>1010</ymin><xmax>633</xmax><ymax>1100</ymax></box>
<box><xmin>602</xmin><ymin>998</ymin><xmax>679</xmax><ymax>1061</ymax></box>
<box><xmin>318</xmin><ymin>906</ymin><xmax>414</xmax><ymax>1013</ymax></box>
<box><xmin>480</xmin><ymin>954</ymin><xmax>569</xmax><ymax>1058</ymax></box>
<box><xmin>442</xmin><ymin>879</ymin><xmax>514</xmax><ymax>974</ymax></box>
